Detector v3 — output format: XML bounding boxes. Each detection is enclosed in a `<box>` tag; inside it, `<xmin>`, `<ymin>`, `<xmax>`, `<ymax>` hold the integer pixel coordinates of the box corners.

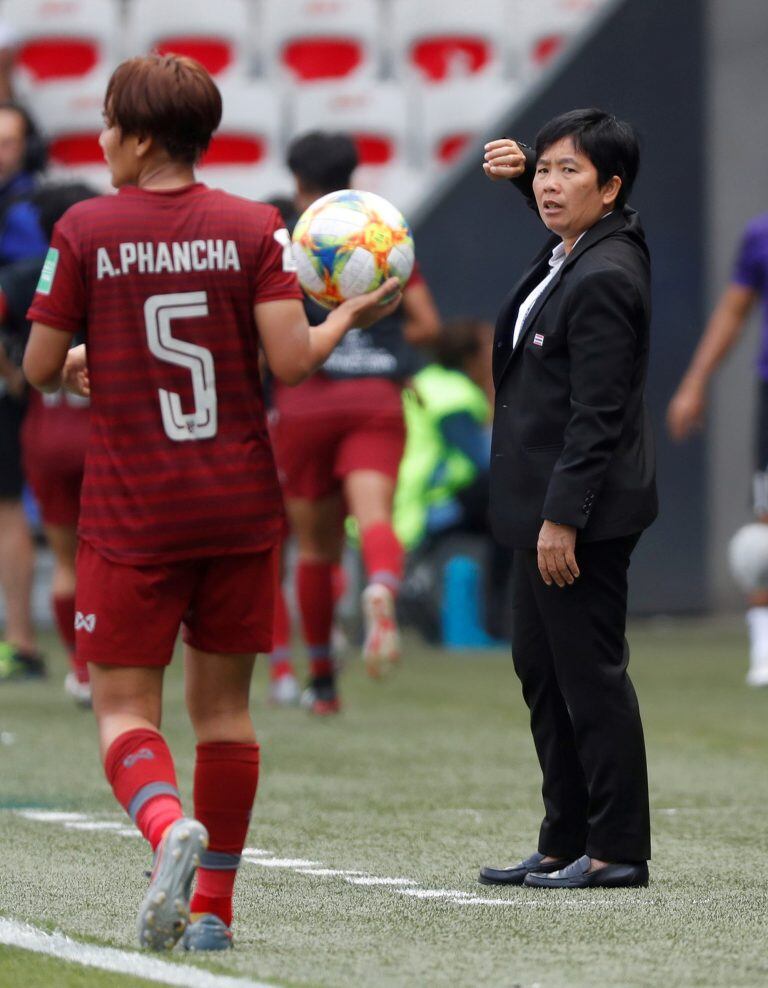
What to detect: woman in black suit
<box><xmin>478</xmin><ymin>109</ymin><xmax>657</xmax><ymax>889</ymax></box>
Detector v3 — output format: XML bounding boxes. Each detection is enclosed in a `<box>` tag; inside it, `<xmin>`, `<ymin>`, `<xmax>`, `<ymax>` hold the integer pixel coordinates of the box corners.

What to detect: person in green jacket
<box><xmin>395</xmin><ymin>318</ymin><xmax>494</xmax><ymax>553</ymax></box>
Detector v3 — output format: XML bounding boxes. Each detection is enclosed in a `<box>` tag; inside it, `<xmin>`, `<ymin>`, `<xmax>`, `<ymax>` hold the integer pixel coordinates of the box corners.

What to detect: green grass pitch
<box><xmin>1</xmin><ymin>618</ymin><xmax>768</xmax><ymax>987</ymax></box>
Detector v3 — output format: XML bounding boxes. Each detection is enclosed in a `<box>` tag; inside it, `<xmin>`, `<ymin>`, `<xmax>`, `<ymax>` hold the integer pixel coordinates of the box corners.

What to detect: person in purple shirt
<box><xmin>667</xmin><ymin>212</ymin><xmax>768</xmax><ymax>687</ymax></box>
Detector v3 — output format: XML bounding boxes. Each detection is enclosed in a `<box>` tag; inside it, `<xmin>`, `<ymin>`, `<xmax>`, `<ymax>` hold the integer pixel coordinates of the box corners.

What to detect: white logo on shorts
<box><xmin>75</xmin><ymin>611</ymin><xmax>97</xmax><ymax>633</ymax></box>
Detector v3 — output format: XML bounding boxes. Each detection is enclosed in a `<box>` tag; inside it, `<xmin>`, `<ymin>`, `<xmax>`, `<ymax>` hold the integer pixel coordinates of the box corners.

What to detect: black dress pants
<box><xmin>510</xmin><ymin>534</ymin><xmax>650</xmax><ymax>862</ymax></box>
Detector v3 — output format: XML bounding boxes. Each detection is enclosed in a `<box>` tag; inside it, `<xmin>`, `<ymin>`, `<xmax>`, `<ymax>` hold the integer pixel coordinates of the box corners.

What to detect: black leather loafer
<box><xmin>523</xmin><ymin>854</ymin><xmax>649</xmax><ymax>888</ymax></box>
<box><xmin>478</xmin><ymin>851</ymin><xmax>571</xmax><ymax>886</ymax></box>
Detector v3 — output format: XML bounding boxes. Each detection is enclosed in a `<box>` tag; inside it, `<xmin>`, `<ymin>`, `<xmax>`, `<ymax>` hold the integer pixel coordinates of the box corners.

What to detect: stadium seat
<box><xmin>508</xmin><ymin>0</ymin><xmax>608</xmax><ymax>74</ymax></box>
<box><xmin>4</xmin><ymin>0</ymin><xmax>120</xmax><ymax>94</ymax></box>
<box><xmin>197</xmin><ymin>82</ymin><xmax>292</xmax><ymax>201</ymax></box>
<box><xmin>31</xmin><ymin>76</ymin><xmax>112</xmax><ymax>191</ymax></box>
<box><xmin>389</xmin><ymin>0</ymin><xmax>507</xmax><ymax>83</ymax></box>
<box><xmin>260</xmin><ymin>0</ymin><xmax>381</xmax><ymax>84</ymax></box>
<box><xmin>292</xmin><ymin>82</ymin><xmax>411</xmax><ymax>169</ymax></box>
<box><xmin>126</xmin><ymin>0</ymin><xmax>250</xmax><ymax>79</ymax></box>
<box><xmin>291</xmin><ymin>81</ymin><xmax>424</xmax><ymax>214</ymax></box>
<box><xmin>416</xmin><ymin>78</ymin><xmax>519</xmax><ymax>169</ymax></box>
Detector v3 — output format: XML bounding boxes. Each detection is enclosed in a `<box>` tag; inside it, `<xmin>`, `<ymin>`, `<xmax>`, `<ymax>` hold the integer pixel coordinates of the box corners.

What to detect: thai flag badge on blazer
<box><xmin>533</xmin><ymin>333</ymin><xmax>545</xmax><ymax>347</ymax></box>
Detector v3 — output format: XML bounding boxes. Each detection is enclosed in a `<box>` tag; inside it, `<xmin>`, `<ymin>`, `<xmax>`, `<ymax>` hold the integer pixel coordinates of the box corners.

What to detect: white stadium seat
<box><xmin>197</xmin><ymin>82</ymin><xmax>292</xmax><ymax>202</ymax></box>
<box><xmin>416</xmin><ymin>78</ymin><xmax>520</xmax><ymax>170</ymax></box>
<box><xmin>507</xmin><ymin>0</ymin><xmax>608</xmax><ymax>75</ymax></box>
<box><xmin>126</xmin><ymin>0</ymin><xmax>250</xmax><ymax>79</ymax></box>
<box><xmin>290</xmin><ymin>81</ymin><xmax>425</xmax><ymax>215</ymax></box>
<box><xmin>4</xmin><ymin>0</ymin><xmax>120</xmax><ymax>95</ymax></box>
<box><xmin>260</xmin><ymin>0</ymin><xmax>381</xmax><ymax>84</ymax></box>
<box><xmin>389</xmin><ymin>0</ymin><xmax>507</xmax><ymax>84</ymax></box>
<box><xmin>291</xmin><ymin>81</ymin><xmax>411</xmax><ymax>174</ymax></box>
<box><xmin>31</xmin><ymin>75</ymin><xmax>112</xmax><ymax>191</ymax></box>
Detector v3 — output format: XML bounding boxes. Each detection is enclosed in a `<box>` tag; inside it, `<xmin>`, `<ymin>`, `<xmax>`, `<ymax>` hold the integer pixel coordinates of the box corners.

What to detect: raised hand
<box><xmin>483</xmin><ymin>138</ymin><xmax>528</xmax><ymax>181</ymax></box>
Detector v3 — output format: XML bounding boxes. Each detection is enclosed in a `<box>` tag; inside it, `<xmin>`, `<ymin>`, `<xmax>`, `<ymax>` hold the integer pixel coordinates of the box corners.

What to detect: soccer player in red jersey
<box><xmin>23</xmin><ymin>387</ymin><xmax>91</xmax><ymax>700</ymax></box>
<box><xmin>23</xmin><ymin>55</ymin><xmax>400</xmax><ymax>952</ymax></box>
<box><xmin>19</xmin><ymin>183</ymin><xmax>98</xmax><ymax>705</ymax></box>
<box><xmin>270</xmin><ymin>132</ymin><xmax>440</xmax><ymax>713</ymax></box>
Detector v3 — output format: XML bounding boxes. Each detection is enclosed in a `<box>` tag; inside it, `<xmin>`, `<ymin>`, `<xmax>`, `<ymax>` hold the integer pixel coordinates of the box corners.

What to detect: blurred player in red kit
<box><xmin>23</xmin><ymin>55</ymin><xmax>400</xmax><ymax>952</ymax></box>
<box><xmin>19</xmin><ymin>183</ymin><xmax>98</xmax><ymax>706</ymax></box>
<box><xmin>269</xmin><ymin>132</ymin><xmax>440</xmax><ymax>714</ymax></box>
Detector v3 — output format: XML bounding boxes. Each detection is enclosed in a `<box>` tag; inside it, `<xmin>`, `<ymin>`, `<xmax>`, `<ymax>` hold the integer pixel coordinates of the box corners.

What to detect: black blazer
<box><xmin>489</xmin><ymin>206</ymin><xmax>658</xmax><ymax>548</ymax></box>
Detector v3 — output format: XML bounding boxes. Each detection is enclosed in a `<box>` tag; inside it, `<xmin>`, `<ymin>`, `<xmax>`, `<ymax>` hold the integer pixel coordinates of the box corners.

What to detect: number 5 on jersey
<box><xmin>144</xmin><ymin>292</ymin><xmax>217</xmax><ymax>441</ymax></box>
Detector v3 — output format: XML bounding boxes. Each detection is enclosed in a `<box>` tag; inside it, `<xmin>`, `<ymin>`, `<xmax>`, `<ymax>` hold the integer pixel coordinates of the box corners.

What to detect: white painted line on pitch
<box><xmin>0</xmin><ymin>918</ymin><xmax>278</xmax><ymax>988</ymax></box>
<box><xmin>243</xmin><ymin>857</ymin><xmax>320</xmax><ymax>869</ymax></box>
<box><xmin>397</xmin><ymin>888</ymin><xmax>519</xmax><ymax>906</ymax></box>
<box><xmin>11</xmin><ymin>808</ymin><xmax>525</xmax><ymax>910</ymax></box>
<box><xmin>18</xmin><ymin>811</ymin><xmax>89</xmax><ymax>823</ymax></box>
<box><xmin>295</xmin><ymin>868</ymin><xmax>366</xmax><ymax>877</ymax></box>
<box><xmin>344</xmin><ymin>876</ymin><xmax>413</xmax><ymax>886</ymax></box>
<box><xmin>396</xmin><ymin>889</ymin><xmax>475</xmax><ymax>900</ymax></box>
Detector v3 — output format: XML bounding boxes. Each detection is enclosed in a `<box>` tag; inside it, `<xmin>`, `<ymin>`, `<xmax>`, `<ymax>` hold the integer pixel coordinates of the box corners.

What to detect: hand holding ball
<box><xmin>291</xmin><ymin>190</ymin><xmax>414</xmax><ymax>309</ymax></box>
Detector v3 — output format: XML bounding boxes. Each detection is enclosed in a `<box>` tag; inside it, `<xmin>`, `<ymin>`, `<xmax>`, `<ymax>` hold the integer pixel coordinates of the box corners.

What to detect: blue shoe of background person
<box><xmin>523</xmin><ymin>854</ymin><xmax>649</xmax><ymax>888</ymax></box>
<box><xmin>478</xmin><ymin>851</ymin><xmax>571</xmax><ymax>886</ymax></box>
<box><xmin>181</xmin><ymin>913</ymin><xmax>233</xmax><ymax>951</ymax></box>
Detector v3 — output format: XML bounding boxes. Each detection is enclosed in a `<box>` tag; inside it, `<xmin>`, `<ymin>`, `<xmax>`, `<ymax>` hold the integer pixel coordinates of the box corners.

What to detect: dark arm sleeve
<box><xmin>541</xmin><ymin>267</ymin><xmax>641</xmax><ymax>528</ymax></box>
<box><xmin>509</xmin><ymin>143</ymin><xmax>537</xmax><ymax>209</ymax></box>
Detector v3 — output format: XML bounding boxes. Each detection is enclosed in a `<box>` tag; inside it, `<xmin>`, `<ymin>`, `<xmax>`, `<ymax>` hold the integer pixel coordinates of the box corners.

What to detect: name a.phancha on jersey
<box><xmin>96</xmin><ymin>239</ymin><xmax>242</xmax><ymax>279</ymax></box>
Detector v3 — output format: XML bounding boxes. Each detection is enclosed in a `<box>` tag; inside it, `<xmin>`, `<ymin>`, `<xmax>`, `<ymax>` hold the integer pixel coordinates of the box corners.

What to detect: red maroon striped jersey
<box><xmin>27</xmin><ymin>183</ymin><xmax>303</xmax><ymax>564</ymax></box>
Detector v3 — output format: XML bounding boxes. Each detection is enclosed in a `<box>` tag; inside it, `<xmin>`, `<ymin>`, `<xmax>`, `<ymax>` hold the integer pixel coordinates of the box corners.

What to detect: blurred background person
<box><xmin>0</xmin><ymin>99</ymin><xmax>47</xmax><ymax>680</ymax></box>
<box><xmin>395</xmin><ymin>317</ymin><xmax>494</xmax><ymax>554</ymax></box>
<box><xmin>667</xmin><ymin>212</ymin><xmax>768</xmax><ymax>687</ymax></box>
<box><xmin>394</xmin><ymin>317</ymin><xmax>511</xmax><ymax>640</ymax></box>
<box><xmin>268</xmin><ymin>130</ymin><xmax>440</xmax><ymax>714</ymax></box>
<box><xmin>19</xmin><ymin>183</ymin><xmax>97</xmax><ymax>703</ymax></box>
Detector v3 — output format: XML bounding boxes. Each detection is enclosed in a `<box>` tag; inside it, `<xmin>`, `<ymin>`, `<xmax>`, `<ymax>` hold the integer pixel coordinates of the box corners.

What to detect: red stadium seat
<box><xmin>417</xmin><ymin>78</ymin><xmax>518</xmax><ymax>170</ymax></box>
<box><xmin>153</xmin><ymin>38</ymin><xmax>234</xmax><ymax>77</ymax></box>
<box><xmin>390</xmin><ymin>0</ymin><xmax>506</xmax><ymax>83</ymax></box>
<box><xmin>410</xmin><ymin>37</ymin><xmax>493</xmax><ymax>83</ymax></box>
<box><xmin>196</xmin><ymin>83</ymin><xmax>291</xmax><ymax>201</ymax></box>
<box><xmin>127</xmin><ymin>0</ymin><xmax>250</xmax><ymax>79</ymax></box>
<box><xmin>32</xmin><ymin>77</ymin><xmax>112</xmax><ymax>191</ymax></box>
<box><xmin>261</xmin><ymin>0</ymin><xmax>380</xmax><ymax>83</ymax></box>
<box><xmin>290</xmin><ymin>82</ymin><xmax>425</xmax><ymax>214</ymax></box>
<box><xmin>4</xmin><ymin>0</ymin><xmax>119</xmax><ymax>93</ymax></box>
<box><xmin>48</xmin><ymin>133</ymin><xmax>103</xmax><ymax>166</ymax></box>
<box><xmin>509</xmin><ymin>0</ymin><xmax>608</xmax><ymax>76</ymax></box>
<box><xmin>18</xmin><ymin>38</ymin><xmax>99</xmax><ymax>82</ymax></box>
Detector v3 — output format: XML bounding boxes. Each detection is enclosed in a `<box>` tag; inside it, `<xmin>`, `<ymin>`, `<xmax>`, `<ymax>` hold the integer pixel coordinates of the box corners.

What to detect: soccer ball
<box><xmin>728</xmin><ymin>523</ymin><xmax>768</xmax><ymax>592</ymax></box>
<box><xmin>291</xmin><ymin>189</ymin><xmax>414</xmax><ymax>309</ymax></box>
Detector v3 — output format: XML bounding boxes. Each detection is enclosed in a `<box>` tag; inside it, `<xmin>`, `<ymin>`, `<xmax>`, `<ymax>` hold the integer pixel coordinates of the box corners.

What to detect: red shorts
<box><xmin>272</xmin><ymin>376</ymin><xmax>405</xmax><ymax>500</ymax></box>
<box><xmin>22</xmin><ymin>392</ymin><xmax>88</xmax><ymax>527</ymax></box>
<box><xmin>75</xmin><ymin>540</ymin><xmax>278</xmax><ymax>666</ymax></box>
<box><xmin>25</xmin><ymin>459</ymin><xmax>83</xmax><ymax>527</ymax></box>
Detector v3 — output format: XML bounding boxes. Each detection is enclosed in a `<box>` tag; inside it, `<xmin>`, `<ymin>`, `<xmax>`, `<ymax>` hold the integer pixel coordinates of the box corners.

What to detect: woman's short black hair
<box><xmin>534</xmin><ymin>108</ymin><xmax>639</xmax><ymax>208</ymax></box>
<box><xmin>286</xmin><ymin>131</ymin><xmax>359</xmax><ymax>193</ymax></box>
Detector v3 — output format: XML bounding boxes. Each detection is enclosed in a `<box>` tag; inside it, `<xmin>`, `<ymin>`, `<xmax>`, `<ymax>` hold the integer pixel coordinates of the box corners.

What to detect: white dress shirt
<box><xmin>512</xmin><ymin>240</ymin><xmax>567</xmax><ymax>348</ymax></box>
<box><xmin>512</xmin><ymin>218</ymin><xmax>612</xmax><ymax>349</ymax></box>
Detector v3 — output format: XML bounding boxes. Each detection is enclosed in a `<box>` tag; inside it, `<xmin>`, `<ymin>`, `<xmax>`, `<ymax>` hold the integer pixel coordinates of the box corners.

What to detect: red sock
<box><xmin>297</xmin><ymin>560</ymin><xmax>334</xmax><ymax>678</ymax></box>
<box><xmin>269</xmin><ymin>584</ymin><xmax>295</xmax><ymax>680</ymax></box>
<box><xmin>104</xmin><ymin>729</ymin><xmax>183</xmax><ymax>850</ymax></box>
<box><xmin>361</xmin><ymin>522</ymin><xmax>404</xmax><ymax>594</ymax></box>
<box><xmin>52</xmin><ymin>593</ymin><xmax>89</xmax><ymax>684</ymax></box>
<box><xmin>331</xmin><ymin>564</ymin><xmax>347</xmax><ymax>604</ymax></box>
<box><xmin>190</xmin><ymin>741</ymin><xmax>260</xmax><ymax>927</ymax></box>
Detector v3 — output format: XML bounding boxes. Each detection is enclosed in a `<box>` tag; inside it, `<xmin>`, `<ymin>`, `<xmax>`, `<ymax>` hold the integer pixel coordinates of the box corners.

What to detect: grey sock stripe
<box><xmin>199</xmin><ymin>850</ymin><xmax>241</xmax><ymax>870</ymax></box>
<box><xmin>127</xmin><ymin>782</ymin><xmax>180</xmax><ymax>822</ymax></box>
